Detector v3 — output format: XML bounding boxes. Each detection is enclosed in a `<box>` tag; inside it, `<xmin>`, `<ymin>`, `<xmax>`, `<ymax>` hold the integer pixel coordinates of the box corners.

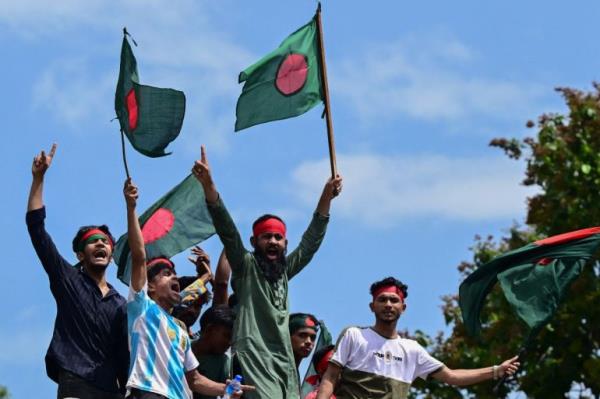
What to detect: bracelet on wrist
<box><xmin>492</xmin><ymin>365</ymin><xmax>499</xmax><ymax>380</ymax></box>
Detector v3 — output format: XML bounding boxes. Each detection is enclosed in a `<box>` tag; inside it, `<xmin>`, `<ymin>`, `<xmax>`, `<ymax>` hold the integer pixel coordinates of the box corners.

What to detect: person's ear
<box><xmin>402</xmin><ymin>303</ymin><xmax>407</xmax><ymax>311</ymax></box>
<box><xmin>76</xmin><ymin>252</ymin><xmax>84</xmax><ymax>261</ymax></box>
<box><xmin>285</xmin><ymin>238</ymin><xmax>288</xmax><ymax>247</ymax></box>
<box><xmin>250</xmin><ymin>236</ymin><xmax>256</xmax><ymax>248</ymax></box>
<box><xmin>369</xmin><ymin>301</ymin><xmax>374</xmax><ymax>313</ymax></box>
<box><xmin>148</xmin><ymin>279</ymin><xmax>156</xmax><ymax>294</ymax></box>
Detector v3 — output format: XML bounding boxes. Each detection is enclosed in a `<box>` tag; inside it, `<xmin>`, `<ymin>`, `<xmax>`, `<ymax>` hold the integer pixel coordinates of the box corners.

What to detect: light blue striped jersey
<box><xmin>127</xmin><ymin>285</ymin><xmax>199</xmax><ymax>399</ymax></box>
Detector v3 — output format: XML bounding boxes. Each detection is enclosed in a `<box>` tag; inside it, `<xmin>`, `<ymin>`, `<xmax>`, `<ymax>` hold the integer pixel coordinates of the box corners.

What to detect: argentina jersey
<box><xmin>127</xmin><ymin>285</ymin><xmax>199</xmax><ymax>399</ymax></box>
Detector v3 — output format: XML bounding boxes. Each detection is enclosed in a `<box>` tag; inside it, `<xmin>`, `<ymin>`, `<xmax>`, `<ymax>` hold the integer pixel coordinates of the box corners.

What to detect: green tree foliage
<box><xmin>0</xmin><ymin>385</ymin><xmax>10</xmax><ymax>399</ymax></box>
<box><xmin>411</xmin><ymin>85</ymin><xmax>600</xmax><ymax>398</ymax></box>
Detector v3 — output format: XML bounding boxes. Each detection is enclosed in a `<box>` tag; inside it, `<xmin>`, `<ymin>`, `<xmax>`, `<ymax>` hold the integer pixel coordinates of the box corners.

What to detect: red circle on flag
<box><xmin>275</xmin><ymin>53</ymin><xmax>308</xmax><ymax>96</ymax></box>
<box><xmin>142</xmin><ymin>208</ymin><xmax>175</xmax><ymax>244</ymax></box>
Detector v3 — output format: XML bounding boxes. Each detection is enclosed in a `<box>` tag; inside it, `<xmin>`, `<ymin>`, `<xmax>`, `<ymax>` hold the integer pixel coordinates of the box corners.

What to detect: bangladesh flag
<box><xmin>459</xmin><ymin>226</ymin><xmax>600</xmax><ymax>337</ymax></box>
<box><xmin>235</xmin><ymin>13</ymin><xmax>323</xmax><ymax>131</ymax></box>
<box><xmin>300</xmin><ymin>320</ymin><xmax>332</xmax><ymax>397</ymax></box>
<box><xmin>114</xmin><ymin>174</ymin><xmax>215</xmax><ymax>285</ymax></box>
<box><xmin>115</xmin><ymin>32</ymin><xmax>186</xmax><ymax>157</ymax></box>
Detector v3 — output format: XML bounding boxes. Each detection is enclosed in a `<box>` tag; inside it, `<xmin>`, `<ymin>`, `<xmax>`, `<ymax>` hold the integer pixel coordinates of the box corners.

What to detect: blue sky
<box><xmin>2</xmin><ymin>1</ymin><xmax>600</xmax><ymax>397</ymax></box>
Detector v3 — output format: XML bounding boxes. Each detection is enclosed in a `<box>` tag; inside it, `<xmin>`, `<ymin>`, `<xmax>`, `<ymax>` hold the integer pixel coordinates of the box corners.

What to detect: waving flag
<box><xmin>114</xmin><ymin>175</ymin><xmax>214</xmax><ymax>285</ymax></box>
<box><xmin>235</xmin><ymin>13</ymin><xmax>323</xmax><ymax>131</ymax></box>
<box><xmin>460</xmin><ymin>226</ymin><xmax>600</xmax><ymax>336</ymax></box>
<box><xmin>115</xmin><ymin>31</ymin><xmax>185</xmax><ymax>157</ymax></box>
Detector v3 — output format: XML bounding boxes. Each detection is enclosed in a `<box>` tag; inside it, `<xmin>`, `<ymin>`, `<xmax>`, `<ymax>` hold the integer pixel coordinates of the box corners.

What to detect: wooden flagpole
<box><xmin>316</xmin><ymin>2</ymin><xmax>338</xmax><ymax>179</ymax></box>
<box><xmin>120</xmin><ymin>129</ymin><xmax>131</xmax><ymax>180</ymax></box>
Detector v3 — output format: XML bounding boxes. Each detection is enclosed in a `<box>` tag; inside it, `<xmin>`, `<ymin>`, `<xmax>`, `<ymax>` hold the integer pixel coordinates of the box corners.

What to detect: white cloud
<box><xmin>291</xmin><ymin>153</ymin><xmax>537</xmax><ymax>227</ymax></box>
<box><xmin>11</xmin><ymin>1</ymin><xmax>253</xmax><ymax>153</ymax></box>
<box><xmin>32</xmin><ymin>58</ymin><xmax>115</xmax><ymax>130</ymax></box>
<box><xmin>332</xmin><ymin>35</ymin><xmax>544</xmax><ymax>124</ymax></box>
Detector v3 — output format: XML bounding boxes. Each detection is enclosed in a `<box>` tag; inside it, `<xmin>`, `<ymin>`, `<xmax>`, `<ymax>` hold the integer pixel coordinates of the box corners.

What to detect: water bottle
<box><xmin>223</xmin><ymin>374</ymin><xmax>243</xmax><ymax>399</ymax></box>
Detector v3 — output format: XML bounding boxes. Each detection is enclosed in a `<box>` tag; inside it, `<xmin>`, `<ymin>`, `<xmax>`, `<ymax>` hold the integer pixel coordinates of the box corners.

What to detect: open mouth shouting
<box><xmin>265</xmin><ymin>246</ymin><xmax>280</xmax><ymax>261</ymax></box>
<box><xmin>170</xmin><ymin>280</ymin><xmax>181</xmax><ymax>293</ymax></box>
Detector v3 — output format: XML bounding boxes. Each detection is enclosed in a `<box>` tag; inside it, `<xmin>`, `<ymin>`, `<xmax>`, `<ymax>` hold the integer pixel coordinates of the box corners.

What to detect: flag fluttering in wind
<box><xmin>234</xmin><ymin>13</ymin><xmax>323</xmax><ymax>131</ymax></box>
<box><xmin>115</xmin><ymin>31</ymin><xmax>186</xmax><ymax>157</ymax></box>
<box><xmin>459</xmin><ymin>226</ymin><xmax>600</xmax><ymax>337</ymax></box>
<box><xmin>114</xmin><ymin>175</ymin><xmax>215</xmax><ymax>285</ymax></box>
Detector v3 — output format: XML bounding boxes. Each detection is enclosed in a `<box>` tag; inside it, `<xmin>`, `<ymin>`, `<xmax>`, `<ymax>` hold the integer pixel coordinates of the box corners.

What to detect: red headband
<box><xmin>253</xmin><ymin>218</ymin><xmax>286</xmax><ymax>238</ymax></box>
<box><xmin>80</xmin><ymin>229</ymin><xmax>113</xmax><ymax>248</ymax></box>
<box><xmin>373</xmin><ymin>285</ymin><xmax>404</xmax><ymax>301</ymax></box>
<box><xmin>147</xmin><ymin>257</ymin><xmax>175</xmax><ymax>269</ymax></box>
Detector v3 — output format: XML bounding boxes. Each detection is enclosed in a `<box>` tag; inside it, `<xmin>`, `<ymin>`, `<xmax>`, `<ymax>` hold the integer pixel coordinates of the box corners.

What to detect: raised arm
<box><xmin>431</xmin><ymin>355</ymin><xmax>520</xmax><ymax>386</ymax></box>
<box><xmin>315</xmin><ymin>175</ymin><xmax>343</xmax><ymax>217</ymax></box>
<box><xmin>125</xmin><ymin>178</ymin><xmax>146</xmax><ymax>292</ymax></box>
<box><xmin>286</xmin><ymin>177</ymin><xmax>343</xmax><ymax>279</ymax></box>
<box><xmin>212</xmin><ymin>249</ymin><xmax>231</xmax><ymax>305</ymax></box>
<box><xmin>191</xmin><ymin>145</ymin><xmax>248</xmax><ymax>269</ymax></box>
<box><xmin>316</xmin><ymin>363</ymin><xmax>342</xmax><ymax>399</ymax></box>
<box><xmin>28</xmin><ymin>143</ymin><xmax>57</xmax><ymax>212</ymax></box>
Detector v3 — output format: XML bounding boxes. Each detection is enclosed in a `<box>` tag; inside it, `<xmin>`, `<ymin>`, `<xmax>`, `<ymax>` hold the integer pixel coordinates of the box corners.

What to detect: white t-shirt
<box><xmin>330</xmin><ymin>327</ymin><xmax>444</xmax><ymax>398</ymax></box>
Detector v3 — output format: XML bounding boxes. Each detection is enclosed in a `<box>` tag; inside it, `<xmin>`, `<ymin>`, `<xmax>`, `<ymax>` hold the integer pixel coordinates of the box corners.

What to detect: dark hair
<box><xmin>252</xmin><ymin>214</ymin><xmax>286</xmax><ymax>234</ymax></box>
<box><xmin>312</xmin><ymin>344</ymin><xmax>335</xmax><ymax>369</ymax></box>
<box><xmin>369</xmin><ymin>277</ymin><xmax>408</xmax><ymax>299</ymax></box>
<box><xmin>146</xmin><ymin>257</ymin><xmax>176</xmax><ymax>281</ymax></box>
<box><xmin>71</xmin><ymin>225</ymin><xmax>115</xmax><ymax>253</ymax></box>
<box><xmin>199</xmin><ymin>305</ymin><xmax>235</xmax><ymax>331</ymax></box>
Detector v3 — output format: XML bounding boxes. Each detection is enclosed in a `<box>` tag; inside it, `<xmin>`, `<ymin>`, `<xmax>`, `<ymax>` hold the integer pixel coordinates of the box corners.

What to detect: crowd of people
<box><xmin>27</xmin><ymin>143</ymin><xmax>520</xmax><ymax>399</ymax></box>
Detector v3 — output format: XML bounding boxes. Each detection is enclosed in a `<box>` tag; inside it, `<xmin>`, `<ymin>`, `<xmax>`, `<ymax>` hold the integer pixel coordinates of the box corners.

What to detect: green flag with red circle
<box><xmin>114</xmin><ymin>174</ymin><xmax>215</xmax><ymax>285</ymax></box>
<box><xmin>459</xmin><ymin>226</ymin><xmax>600</xmax><ymax>337</ymax></box>
<box><xmin>115</xmin><ymin>32</ymin><xmax>186</xmax><ymax>157</ymax></box>
<box><xmin>234</xmin><ymin>13</ymin><xmax>323</xmax><ymax>131</ymax></box>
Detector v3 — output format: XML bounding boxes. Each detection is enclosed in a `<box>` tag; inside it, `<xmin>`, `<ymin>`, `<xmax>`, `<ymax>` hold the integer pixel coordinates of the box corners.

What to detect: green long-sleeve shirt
<box><xmin>207</xmin><ymin>197</ymin><xmax>329</xmax><ymax>399</ymax></box>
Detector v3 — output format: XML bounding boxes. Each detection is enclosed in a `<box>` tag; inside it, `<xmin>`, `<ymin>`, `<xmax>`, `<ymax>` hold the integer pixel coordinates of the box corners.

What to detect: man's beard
<box><xmin>254</xmin><ymin>247</ymin><xmax>287</xmax><ymax>284</ymax></box>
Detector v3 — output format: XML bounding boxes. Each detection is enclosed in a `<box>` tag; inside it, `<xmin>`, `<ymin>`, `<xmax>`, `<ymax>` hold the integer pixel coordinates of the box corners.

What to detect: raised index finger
<box><xmin>201</xmin><ymin>145</ymin><xmax>207</xmax><ymax>164</ymax></box>
<box><xmin>48</xmin><ymin>143</ymin><xmax>58</xmax><ymax>158</ymax></box>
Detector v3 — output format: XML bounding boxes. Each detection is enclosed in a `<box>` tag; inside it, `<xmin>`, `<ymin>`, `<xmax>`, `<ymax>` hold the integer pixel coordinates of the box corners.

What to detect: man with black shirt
<box><xmin>26</xmin><ymin>144</ymin><xmax>128</xmax><ymax>399</ymax></box>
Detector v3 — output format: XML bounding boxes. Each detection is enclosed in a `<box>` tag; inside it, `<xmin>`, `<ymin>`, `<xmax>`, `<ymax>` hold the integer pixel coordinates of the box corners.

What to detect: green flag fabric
<box><xmin>114</xmin><ymin>174</ymin><xmax>215</xmax><ymax>285</ymax></box>
<box><xmin>459</xmin><ymin>227</ymin><xmax>600</xmax><ymax>336</ymax></box>
<box><xmin>115</xmin><ymin>34</ymin><xmax>185</xmax><ymax>157</ymax></box>
<box><xmin>300</xmin><ymin>320</ymin><xmax>332</xmax><ymax>397</ymax></box>
<box><xmin>235</xmin><ymin>13</ymin><xmax>323</xmax><ymax>131</ymax></box>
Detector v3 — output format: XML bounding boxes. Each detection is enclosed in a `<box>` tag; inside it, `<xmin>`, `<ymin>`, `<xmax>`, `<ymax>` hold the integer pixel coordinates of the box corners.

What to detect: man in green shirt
<box><xmin>192</xmin><ymin>145</ymin><xmax>343</xmax><ymax>399</ymax></box>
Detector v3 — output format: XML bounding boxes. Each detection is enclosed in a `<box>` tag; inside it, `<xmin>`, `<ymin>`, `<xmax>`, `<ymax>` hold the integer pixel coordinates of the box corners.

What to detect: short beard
<box><xmin>254</xmin><ymin>247</ymin><xmax>287</xmax><ymax>284</ymax></box>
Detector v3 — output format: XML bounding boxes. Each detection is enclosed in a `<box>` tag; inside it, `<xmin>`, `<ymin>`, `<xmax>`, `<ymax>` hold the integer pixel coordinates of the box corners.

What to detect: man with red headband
<box><xmin>192</xmin><ymin>145</ymin><xmax>343</xmax><ymax>399</ymax></box>
<box><xmin>26</xmin><ymin>144</ymin><xmax>129</xmax><ymax>398</ymax></box>
<box><xmin>289</xmin><ymin>313</ymin><xmax>319</xmax><ymax>369</ymax></box>
<box><xmin>316</xmin><ymin>277</ymin><xmax>521</xmax><ymax>399</ymax></box>
<box><xmin>124</xmin><ymin>179</ymin><xmax>252</xmax><ymax>399</ymax></box>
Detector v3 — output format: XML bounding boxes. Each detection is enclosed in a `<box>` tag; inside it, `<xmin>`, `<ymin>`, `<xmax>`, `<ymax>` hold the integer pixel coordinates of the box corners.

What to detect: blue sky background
<box><xmin>2</xmin><ymin>1</ymin><xmax>600</xmax><ymax>397</ymax></box>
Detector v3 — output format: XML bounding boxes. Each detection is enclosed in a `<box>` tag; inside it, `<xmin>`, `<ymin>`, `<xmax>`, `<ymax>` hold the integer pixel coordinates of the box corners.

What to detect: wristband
<box><xmin>492</xmin><ymin>365</ymin><xmax>499</xmax><ymax>380</ymax></box>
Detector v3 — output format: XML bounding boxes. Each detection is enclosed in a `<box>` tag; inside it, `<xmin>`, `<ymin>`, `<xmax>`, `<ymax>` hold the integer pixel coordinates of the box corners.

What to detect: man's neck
<box><xmin>294</xmin><ymin>355</ymin><xmax>302</xmax><ymax>369</ymax></box>
<box><xmin>82</xmin><ymin>263</ymin><xmax>109</xmax><ymax>296</ymax></box>
<box><xmin>372</xmin><ymin>320</ymin><xmax>399</xmax><ymax>339</ymax></box>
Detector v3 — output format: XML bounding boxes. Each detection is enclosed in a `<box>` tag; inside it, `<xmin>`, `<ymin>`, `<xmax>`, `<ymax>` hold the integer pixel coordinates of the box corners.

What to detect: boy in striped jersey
<box><xmin>316</xmin><ymin>277</ymin><xmax>520</xmax><ymax>399</ymax></box>
<box><xmin>123</xmin><ymin>179</ymin><xmax>251</xmax><ymax>399</ymax></box>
